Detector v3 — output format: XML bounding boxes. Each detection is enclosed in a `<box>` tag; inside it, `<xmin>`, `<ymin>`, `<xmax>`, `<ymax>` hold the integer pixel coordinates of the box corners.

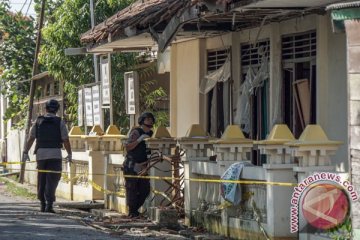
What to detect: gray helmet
<box><xmin>45</xmin><ymin>99</ymin><xmax>60</xmax><ymax>113</ymax></box>
<box><xmin>138</xmin><ymin>112</ymin><xmax>155</xmax><ymax>125</ymax></box>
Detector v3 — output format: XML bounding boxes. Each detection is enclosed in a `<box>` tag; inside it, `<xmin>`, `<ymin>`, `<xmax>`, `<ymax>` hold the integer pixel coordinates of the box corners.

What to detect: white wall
<box><xmin>317</xmin><ymin>15</ymin><xmax>348</xmax><ymax>171</ymax></box>
<box><xmin>0</xmin><ymin>94</ymin><xmax>6</xmax><ymax>161</ymax></box>
<box><xmin>170</xmin><ymin>40</ymin><xmax>202</xmax><ymax>137</ymax></box>
<box><xmin>6</xmin><ymin>129</ymin><xmax>26</xmax><ymax>166</ymax></box>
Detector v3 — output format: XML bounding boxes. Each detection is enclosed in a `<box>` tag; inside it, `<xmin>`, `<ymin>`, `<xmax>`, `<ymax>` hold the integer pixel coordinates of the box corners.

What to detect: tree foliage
<box><xmin>37</xmin><ymin>0</ymin><xmax>136</xmax><ymax>128</ymax></box>
<box><xmin>0</xmin><ymin>0</ymin><xmax>36</xmax><ymax>128</ymax></box>
<box><xmin>37</xmin><ymin>0</ymin><xmax>169</xmax><ymax>133</ymax></box>
<box><xmin>138</xmin><ymin>61</ymin><xmax>169</xmax><ymax>128</ymax></box>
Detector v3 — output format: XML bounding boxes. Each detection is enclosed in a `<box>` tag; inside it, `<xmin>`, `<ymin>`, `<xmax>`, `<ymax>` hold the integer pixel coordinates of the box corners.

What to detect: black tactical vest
<box><xmin>126</xmin><ymin>127</ymin><xmax>148</xmax><ymax>164</ymax></box>
<box><xmin>35</xmin><ymin>116</ymin><xmax>62</xmax><ymax>151</ymax></box>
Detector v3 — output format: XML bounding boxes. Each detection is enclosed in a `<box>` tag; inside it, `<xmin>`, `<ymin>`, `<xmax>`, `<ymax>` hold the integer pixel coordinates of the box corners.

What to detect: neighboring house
<box><xmin>0</xmin><ymin>72</ymin><xmax>64</xmax><ymax>166</ymax></box>
<box><xmin>32</xmin><ymin>71</ymin><xmax>64</xmax><ymax>120</ymax></box>
<box><xmin>326</xmin><ymin>1</ymin><xmax>360</xmax><ymax>238</ymax></box>
<box><xmin>80</xmin><ymin>0</ymin><xmax>358</xmax><ymax>239</ymax></box>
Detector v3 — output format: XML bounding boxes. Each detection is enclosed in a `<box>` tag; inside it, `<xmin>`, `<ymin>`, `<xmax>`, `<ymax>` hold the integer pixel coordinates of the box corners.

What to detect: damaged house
<box><xmin>74</xmin><ymin>0</ymin><xmax>360</xmax><ymax>239</ymax></box>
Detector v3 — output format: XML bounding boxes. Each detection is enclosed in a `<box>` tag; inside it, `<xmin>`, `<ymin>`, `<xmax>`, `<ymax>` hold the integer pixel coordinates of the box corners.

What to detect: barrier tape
<box><xmin>0</xmin><ymin>161</ymin><xmax>36</xmax><ymax>165</ymax></box>
<box><xmin>61</xmin><ymin>172</ymin><xmax>83</xmax><ymax>183</ymax></box>
<box><xmin>88</xmin><ymin>179</ymin><xmax>125</xmax><ymax>197</ymax></box>
<box><xmin>2</xmin><ymin>167</ymin><xmax>297</xmax><ymax>187</ymax></box>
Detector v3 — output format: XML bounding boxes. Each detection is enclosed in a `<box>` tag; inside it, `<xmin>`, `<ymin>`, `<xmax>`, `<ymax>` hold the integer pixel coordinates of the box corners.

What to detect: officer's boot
<box><xmin>45</xmin><ymin>202</ymin><xmax>55</xmax><ymax>213</ymax></box>
<box><xmin>128</xmin><ymin>205</ymin><xmax>139</xmax><ymax>218</ymax></box>
<box><xmin>40</xmin><ymin>201</ymin><xmax>46</xmax><ymax>212</ymax></box>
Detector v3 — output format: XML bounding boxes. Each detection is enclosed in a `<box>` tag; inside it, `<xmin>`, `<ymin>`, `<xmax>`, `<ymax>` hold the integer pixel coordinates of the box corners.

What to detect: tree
<box><xmin>38</xmin><ymin>0</ymin><xmax>169</xmax><ymax>133</ymax></box>
<box><xmin>0</xmin><ymin>0</ymin><xmax>36</xmax><ymax>128</ymax></box>
<box><xmin>37</xmin><ymin>0</ymin><xmax>136</xmax><ymax>129</ymax></box>
<box><xmin>137</xmin><ymin>61</ymin><xmax>169</xmax><ymax>128</ymax></box>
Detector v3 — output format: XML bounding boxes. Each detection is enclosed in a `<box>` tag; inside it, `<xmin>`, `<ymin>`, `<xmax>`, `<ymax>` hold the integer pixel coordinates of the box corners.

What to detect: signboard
<box><xmin>78</xmin><ymin>89</ymin><xmax>83</xmax><ymax>126</ymax></box>
<box><xmin>92</xmin><ymin>85</ymin><xmax>101</xmax><ymax>125</ymax></box>
<box><xmin>124</xmin><ymin>71</ymin><xmax>138</xmax><ymax>115</ymax></box>
<box><xmin>100</xmin><ymin>57</ymin><xmax>110</xmax><ymax>105</ymax></box>
<box><xmin>84</xmin><ymin>87</ymin><xmax>93</xmax><ymax>126</ymax></box>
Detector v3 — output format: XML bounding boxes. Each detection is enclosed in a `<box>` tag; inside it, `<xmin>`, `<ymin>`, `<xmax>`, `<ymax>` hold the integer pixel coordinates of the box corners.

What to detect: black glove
<box><xmin>22</xmin><ymin>152</ymin><xmax>30</xmax><ymax>162</ymax></box>
<box><xmin>65</xmin><ymin>154</ymin><xmax>72</xmax><ymax>163</ymax></box>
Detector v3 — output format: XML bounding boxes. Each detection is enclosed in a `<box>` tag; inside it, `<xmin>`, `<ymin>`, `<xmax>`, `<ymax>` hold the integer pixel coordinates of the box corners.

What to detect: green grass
<box><xmin>0</xmin><ymin>177</ymin><xmax>37</xmax><ymax>200</ymax></box>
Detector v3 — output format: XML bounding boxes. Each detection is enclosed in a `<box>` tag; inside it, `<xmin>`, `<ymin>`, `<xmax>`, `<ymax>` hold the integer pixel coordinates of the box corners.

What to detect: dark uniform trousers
<box><xmin>125</xmin><ymin>173</ymin><xmax>150</xmax><ymax>215</ymax></box>
<box><xmin>37</xmin><ymin>159</ymin><xmax>62</xmax><ymax>204</ymax></box>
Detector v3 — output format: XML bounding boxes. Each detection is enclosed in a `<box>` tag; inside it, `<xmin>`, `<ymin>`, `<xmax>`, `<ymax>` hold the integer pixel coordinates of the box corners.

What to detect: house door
<box><xmin>282</xmin><ymin>31</ymin><xmax>317</xmax><ymax>138</ymax></box>
<box><xmin>207</xmin><ymin>82</ymin><xmax>225</xmax><ymax>137</ymax></box>
<box><xmin>283</xmin><ymin>62</ymin><xmax>316</xmax><ymax>137</ymax></box>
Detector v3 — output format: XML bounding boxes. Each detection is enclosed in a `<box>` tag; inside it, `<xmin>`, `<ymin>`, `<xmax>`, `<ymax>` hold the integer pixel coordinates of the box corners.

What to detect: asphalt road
<box><xmin>0</xmin><ymin>182</ymin><xmax>124</xmax><ymax>240</ymax></box>
<box><xmin>0</xmin><ymin>179</ymin><xmax>195</xmax><ymax>240</ymax></box>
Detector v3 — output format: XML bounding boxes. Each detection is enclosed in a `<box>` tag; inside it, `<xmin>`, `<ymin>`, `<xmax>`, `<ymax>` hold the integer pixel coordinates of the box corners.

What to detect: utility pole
<box><xmin>90</xmin><ymin>0</ymin><xmax>105</xmax><ymax>130</ymax></box>
<box><xmin>19</xmin><ymin>0</ymin><xmax>46</xmax><ymax>183</ymax></box>
<box><xmin>90</xmin><ymin>0</ymin><xmax>99</xmax><ymax>83</ymax></box>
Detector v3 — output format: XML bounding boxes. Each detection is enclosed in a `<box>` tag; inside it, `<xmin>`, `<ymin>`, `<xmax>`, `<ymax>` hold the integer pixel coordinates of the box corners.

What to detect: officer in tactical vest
<box><xmin>22</xmin><ymin>99</ymin><xmax>72</xmax><ymax>213</ymax></box>
<box><xmin>124</xmin><ymin>112</ymin><xmax>155</xmax><ymax>218</ymax></box>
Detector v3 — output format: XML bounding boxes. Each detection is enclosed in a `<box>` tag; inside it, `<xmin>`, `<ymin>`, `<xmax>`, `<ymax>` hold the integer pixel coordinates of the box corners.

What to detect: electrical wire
<box><xmin>19</xmin><ymin>0</ymin><xmax>28</xmax><ymax>12</ymax></box>
<box><xmin>25</xmin><ymin>0</ymin><xmax>32</xmax><ymax>16</ymax></box>
<box><xmin>8</xmin><ymin>0</ymin><xmax>35</xmax><ymax>16</ymax></box>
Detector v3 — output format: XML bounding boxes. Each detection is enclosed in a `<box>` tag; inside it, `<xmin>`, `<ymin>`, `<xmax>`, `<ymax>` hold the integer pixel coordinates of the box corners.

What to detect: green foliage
<box><xmin>138</xmin><ymin>62</ymin><xmax>169</xmax><ymax>128</ymax></box>
<box><xmin>0</xmin><ymin>177</ymin><xmax>37</xmax><ymax>200</ymax></box>
<box><xmin>37</xmin><ymin>0</ymin><xmax>136</xmax><ymax>127</ymax></box>
<box><xmin>327</xmin><ymin>216</ymin><xmax>352</xmax><ymax>240</ymax></box>
<box><xmin>37</xmin><ymin>0</ymin><xmax>169</xmax><ymax>132</ymax></box>
<box><xmin>0</xmin><ymin>0</ymin><xmax>168</xmax><ymax>132</ymax></box>
<box><xmin>0</xmin><ymin>0</ymin><xmax>36</xmax><ymax>129</ymax></box>
<box><xmin>112</xmin><ymin>53</ymin><xmax>136</xmax><ymax>130</ymax></box>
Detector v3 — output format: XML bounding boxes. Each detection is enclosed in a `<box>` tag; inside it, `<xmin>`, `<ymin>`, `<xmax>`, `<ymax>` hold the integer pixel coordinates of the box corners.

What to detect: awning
<box><xmin>326</xmin><ymin>1</ymin><xmax>360</xmax><ymax>32</ymax></box>
<box><xmin>326</xmin><ymin>1</ymin><xmax>360</xmax><ymax>10</ymax></box>
<box><xmin>330</xmin><ymin>7</ymin><xmax>360</xmax><ymax>20</ymax></box>
<box><xmin>232</xmin><ymin>0</ymin><xmax>345</xmax><ymax>9</ymax></box>
<box><xmin>86</xmin><ymin>33</ymin><xmax>157</xmax><ymax>54</ymax></box>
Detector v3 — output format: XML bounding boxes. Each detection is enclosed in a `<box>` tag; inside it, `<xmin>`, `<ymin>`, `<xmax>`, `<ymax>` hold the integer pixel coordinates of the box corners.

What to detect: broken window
<box><xmin>235</xmin><ymin>40</ymin><xmax>270</xmax><ymax>165</ymax></box>
<box><xmin>240</xmin><ymin>40</ymin><xmax>270</xmax><ymax>137</ymax></box>
<box><xmin>206</xmin><ymin>48</ymin><xmax>230</xmax><ymax>137</ymax></box>
<box><xmin>282</xmin><ymin>31</ymin><xmax>316</xmax><ymax>138</ymax></box>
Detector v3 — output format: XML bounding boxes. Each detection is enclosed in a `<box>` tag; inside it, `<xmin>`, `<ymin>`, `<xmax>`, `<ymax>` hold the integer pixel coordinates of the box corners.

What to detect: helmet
<box><xmin>45</xmin><ymin>99</ymin><xmax>60</xmax><ymax>113</ymax></box>
<box><xmin>138</xmin><ymin>112</ymin><xmax>155</xmax><ymax>125</ymax></box>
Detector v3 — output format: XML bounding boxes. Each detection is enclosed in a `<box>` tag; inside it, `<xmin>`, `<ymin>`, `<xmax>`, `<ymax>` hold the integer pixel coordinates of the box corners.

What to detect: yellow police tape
<box><xmin>1</xmin><ymin>167</ymin><xmax>297</xmax><ymax>187</ymax></box>
<box><xmin>88</xmin><ymin>179</ymin><xmax>126</xmax><ymax>197</ymax></box>
<box><xmin>0</xmin><ymin>161</ymin><xmax>36</xmax><ymax>165</ymax></box>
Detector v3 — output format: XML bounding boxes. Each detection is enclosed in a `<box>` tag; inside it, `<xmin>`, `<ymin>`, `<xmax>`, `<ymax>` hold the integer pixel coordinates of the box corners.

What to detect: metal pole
<box><xmin>229</xmin><ymin>51</ymin><xmax>233</xmax><ymax>125</ymax></box>
<box><xmin>108</xmin><ymin>53</ymin><xmax>113</xmax><ymax>125</ymax></box>
<box><xmin>19</xmin><ymin>0</ymin><xmax>46</xmax><ymax>183</ymax></box>
<box><xmin>90</xmin><ymin>0</ymin><xmax>99</xmax><ymax>83</ymax></box>
<box><xmin>89</xmin><ymin>0</ymin><xmax>95</xmax><ymax>28</ymax></box>
<box><xmin>83</xmin><ymin>85</ymin><xmax>88</xmax><ymax>135</ymax></box>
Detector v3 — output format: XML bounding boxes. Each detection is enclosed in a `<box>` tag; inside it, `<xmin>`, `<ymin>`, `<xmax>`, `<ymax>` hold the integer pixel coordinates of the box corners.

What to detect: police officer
<box><xmin>22</xmin><ymin>99</ymin><xmax>72</xmax><ymax>213</ymax></box>
<box><xmin>124</xmin><ymin>112</ymin><xmax>155</xmax><ymax>218</ymax></box>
